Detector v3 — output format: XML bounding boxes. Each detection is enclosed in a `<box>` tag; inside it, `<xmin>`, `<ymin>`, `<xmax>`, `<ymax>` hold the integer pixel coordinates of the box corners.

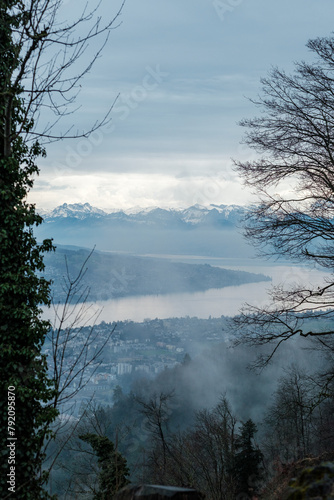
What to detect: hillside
<box><xmin>43</xmin><ymin>246</ymin><xmax>270</xmax><ymax>302</ymax></box>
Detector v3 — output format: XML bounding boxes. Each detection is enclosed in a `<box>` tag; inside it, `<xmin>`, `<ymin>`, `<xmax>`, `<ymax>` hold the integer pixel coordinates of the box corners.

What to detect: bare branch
<box><xmin>233</xmin><ymin>35</ymin><xmax>334</xmax><ymax>369</ymax></box>
<box><xmin>2</xmin><ymin>0</ymin><xmax>125</xmax><ymax>149</ymax></box>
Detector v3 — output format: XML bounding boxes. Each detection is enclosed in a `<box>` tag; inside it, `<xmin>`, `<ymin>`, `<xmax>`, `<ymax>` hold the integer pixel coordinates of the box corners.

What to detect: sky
<box><xmin>30</xmin><ymin>0</ymin><xmax>334</xmax><ymax>211</ymax></box>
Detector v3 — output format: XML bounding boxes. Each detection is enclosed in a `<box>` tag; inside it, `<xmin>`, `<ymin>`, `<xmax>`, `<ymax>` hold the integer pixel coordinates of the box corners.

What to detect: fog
<box><xmin>42</xmin><ymin>262</ymin><xmax>328</xmax><ymax>324</ymax></box>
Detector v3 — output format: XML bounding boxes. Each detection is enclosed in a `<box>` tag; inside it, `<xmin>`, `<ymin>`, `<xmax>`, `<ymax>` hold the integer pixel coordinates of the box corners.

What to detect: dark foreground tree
<box><xmin>79</xmin><ymin>433</ymin><xmax>130</xmax><ymax>499</ymax></box>
<box><xmin>263</xmin><ymin>365</ymin><xmax>318</xmax><ymax>464</ymax></box>
<box><xmin>0</xmin><ymin>1</ymin><xmax>123</xmax><ymax>498</ymax></box>
<box><xmin>0</xmin><ymin>139</ymin><xmax>56</xmax><ymax>498</ymax></box>
<box><xmin>1</xmin><ymin>6</ymin><xmax>57</xmax><ymax>498</ymax></box>
<box><xmin>234</xmin><ymin>35</ymin><xmax>334</xmax><ymax>375</ymax></box>
<box><xmin>140</xmin><ymin>395</ymin><xmax>237</xmax><ymax>500</ymax></box>
<box><xmin>234</xmin><ymin>419</ymin><xmax>263</xmax><ymax>498</ymax></box>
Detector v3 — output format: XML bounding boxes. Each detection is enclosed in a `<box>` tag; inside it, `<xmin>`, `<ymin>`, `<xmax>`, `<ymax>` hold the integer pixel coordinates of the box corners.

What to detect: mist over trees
<box><xmin>47</xmin><ymin>332</ymin><xmax>334</xmax><ymax>498</ymax></box>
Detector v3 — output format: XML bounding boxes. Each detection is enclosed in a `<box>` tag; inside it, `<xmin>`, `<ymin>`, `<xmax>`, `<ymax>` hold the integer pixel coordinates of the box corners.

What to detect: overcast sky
<box><xmin>31</xmin><ymin>0</ymin><xmax>334</xmax><ymax>211</ymax></box>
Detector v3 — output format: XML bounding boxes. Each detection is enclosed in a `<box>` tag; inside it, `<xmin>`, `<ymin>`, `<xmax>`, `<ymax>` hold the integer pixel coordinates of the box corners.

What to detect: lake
<box><xmin>43</xmin><ymin>260</ymin><xmax>328</xmax><ymax>325</ymax></box>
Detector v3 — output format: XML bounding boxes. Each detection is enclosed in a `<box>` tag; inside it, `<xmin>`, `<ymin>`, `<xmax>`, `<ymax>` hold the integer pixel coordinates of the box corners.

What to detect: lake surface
<box><xmin>43</xmin><ymin>261</ymin><xmax>329</xmax><ymax>325</ymax></box>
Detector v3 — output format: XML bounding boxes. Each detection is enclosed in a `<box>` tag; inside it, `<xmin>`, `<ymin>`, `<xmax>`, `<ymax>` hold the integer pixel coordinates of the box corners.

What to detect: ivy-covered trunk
<box><xmin>0</xmin><ymin>3</ymin><xmax>57</xmax><ymax>498</ymax></box>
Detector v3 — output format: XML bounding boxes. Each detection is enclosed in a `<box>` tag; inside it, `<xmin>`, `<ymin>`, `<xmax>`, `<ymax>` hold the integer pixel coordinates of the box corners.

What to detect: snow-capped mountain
<box><xmin>36</xmin><ymin>202</ymin><xmax>253</xmax><ymax>259</ymax></box>
<box><xmin>46</xmin><ymin>202</ymin><xmax>107</xmax><ymax>219</ymax></box>
<box><xmin>179</xmin><ymin>204</ymin><xmax>245</xmax><ymax>226</ymax></box>
<box><xmin>42</xmin><ymin>202</ymin><xmax>246</xmax><ymax>227</ymax></box>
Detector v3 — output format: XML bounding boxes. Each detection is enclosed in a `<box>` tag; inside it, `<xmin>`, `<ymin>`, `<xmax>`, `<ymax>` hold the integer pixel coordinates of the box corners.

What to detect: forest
<box><xmin>45</xmin><ymin>313</ymin><xmax>334</xmax><ymax>499</ymax></box>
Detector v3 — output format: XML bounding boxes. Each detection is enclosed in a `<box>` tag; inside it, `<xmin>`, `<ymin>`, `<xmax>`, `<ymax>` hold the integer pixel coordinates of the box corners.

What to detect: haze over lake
<box><xmin>39</xmin><ymin>205</ymin><xmax>330</xmax><ymax>324</ymax></box>
<box><xmin>44</xmin><ymin>261</ymin><xmax>327</xmax><ymax>325</ymax></box>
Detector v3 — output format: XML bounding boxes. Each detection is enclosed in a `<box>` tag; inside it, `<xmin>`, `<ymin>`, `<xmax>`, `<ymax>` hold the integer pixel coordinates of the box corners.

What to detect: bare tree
<box><xmin>48</xmin><ymin>248</ymin><xmax>115</xmax><ymax>412</ymax></box>
<box><xmin>2</xmin><ymin>0</ymin><xmax>124</xmax><ymax>155</ymax></box>
<box><xmin>263</xmin><ymin>365</ymin><xmax>316</xmax><ymax>464</ymax></box>
<box><xmin>138</xmin><ymin>394</ymin><xmax>238</xmax><ymax>500</ymax></box>
<box><xmin>42</xmin><ymin>249</ymin><xmax>116</xmax><ymax>492</ymax></box>
<box><xmin>135</xmin><ymin>391</ymin><xmax>176</xmax><ymax>482</ymax></box>
<box><xmin>179</xmin><ymin>397</ymin><xmax>237</xmax><ymax>500</ymax></box>
<box><xmin>233</xmin><ymin>35</ymin><xmax>334</xmax><ymax>367</ymax></box>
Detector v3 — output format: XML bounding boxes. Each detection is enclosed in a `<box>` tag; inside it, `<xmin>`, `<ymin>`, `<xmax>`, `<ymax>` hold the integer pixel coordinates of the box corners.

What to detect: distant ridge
<box><xmin>43</xmin><ymin>246</ymin><xmax>270</xmax><ymax>302</ymax></box>
<box><xmin>41</xmin><ymin>202</ymin><xmax>247</xmax><ymax>227</ymax></box>
<box><xmin>46</xmin><ymin>202</ymin><xmax>107</xmax><ymax>219</ymax></box>
<box><xmin>35</xmin><ymin>202</ymin><xmax>254</xmax><ymax>258</ymax></box>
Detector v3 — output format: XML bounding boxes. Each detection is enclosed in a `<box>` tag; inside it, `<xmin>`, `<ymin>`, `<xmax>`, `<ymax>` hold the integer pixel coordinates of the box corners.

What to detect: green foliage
<box><xmin>0</xmin><ymin>3</ymin><xmax>57</xmax><ymax>498</ymax></box>
<box><xmin>286</xmin><ymin>462</ymin><xmax>334</xmax><ymax>500</ymax></box>
<box><xmin>234</xmin><ymin>419</ymin><xmax>264</xmax><ymax>497</ymax></box>
<box><xmin>79</xmin><ymin>433</ymin><xmax>130</xmax><ymax>499</ymax></box>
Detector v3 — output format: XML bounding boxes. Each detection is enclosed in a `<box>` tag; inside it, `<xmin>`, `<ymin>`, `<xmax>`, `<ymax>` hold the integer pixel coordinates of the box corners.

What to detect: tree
<box><xmin>1</xmin><ymin>6</ymin><xmax>57</xmax><ymax>497</ymax></box>
<box><xmin>233</xmin><ymin>35</ymin><xmax>334</xmax><ymax>369</ymax></box>
<box><xmin>1</xmin><ymin>138</ymin><xmax>56</xmax><ymax>500</ymax></box>
<box><xmin>183</xmin><ymin>397</ymin><xmax>237</xmax><ymax>500</ymax></box>
<box><xmin>140</xmin><ymin>395</ymin><xmax>238</xmax><ymax>500</ymax></box>
<box><xmin>136</xmin><ymin>391</ymin><xmax>176</xmax><ymax>483</ymax></box>
<box><xmin>1</xmin><ymin>0</ymin><xmax>124</xmax><ymax>147</ymax></box>
<box><xmin>262</xmin><ymin>364</ymin><xmax>334</xmax><ymax>466</ymax></box>
<box><xmin>79</xmin><ymin>433</ymin><xmax>130</xmax><ymax>499</ymax></box>
<box><xmin>263</xmin><ymin>366</ymin><xmax>315</xmax><ymax>464</ymax></box>
<box><xmin>42</xmin><ymin>250</ymin><xmax>117</xmax><ymax>491</ymax></box>
<box><xmin>0</xmin><ymin>1</ymin><xmax>123</xmax><ymax>498</ymax></box>
<box><xmin>234</xmin><ymin>419</ymin><xmax>263</xmax><ymax>498</ymax></box>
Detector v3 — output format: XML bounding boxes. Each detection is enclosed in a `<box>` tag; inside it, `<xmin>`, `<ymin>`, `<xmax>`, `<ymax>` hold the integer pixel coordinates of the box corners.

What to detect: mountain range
<box><xmin>40</xmin><ymin>202</ymin><xmax>247</xmax><ymax>228</ymax></box>
<box><xmin>35</xmin><ymin>202</ymin><xmax>254</xmax><ymax>259</ymax></box>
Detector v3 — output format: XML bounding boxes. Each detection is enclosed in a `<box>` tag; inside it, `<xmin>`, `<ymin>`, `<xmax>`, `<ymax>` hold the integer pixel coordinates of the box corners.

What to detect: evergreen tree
<box><xmin>0</xmin><ymin>3</ymin><xmax>57</xmax><ymax>498</ymax></box>
<box><xmin>80</xmin><ymin>433</ymin><xmax>130</xmax><ymax>499</ymax></box>
<box><xmin>234</xmin><ymin>419</ymin><xmax>264</xmax><ymax>498</ymax></box>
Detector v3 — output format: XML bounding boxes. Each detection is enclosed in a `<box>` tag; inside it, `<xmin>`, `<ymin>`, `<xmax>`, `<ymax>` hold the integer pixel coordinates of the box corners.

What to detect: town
<box><xmin>44</xmin><ymin>316</ymin><xmax>230</xmax><ymax>409</ymax></box>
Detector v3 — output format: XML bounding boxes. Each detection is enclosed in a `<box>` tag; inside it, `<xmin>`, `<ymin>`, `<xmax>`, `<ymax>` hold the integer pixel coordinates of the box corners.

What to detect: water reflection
<box><xmin>43</xmin><ymin>265</ymin><xmax>327</xmax><ymax>325</ymax></box>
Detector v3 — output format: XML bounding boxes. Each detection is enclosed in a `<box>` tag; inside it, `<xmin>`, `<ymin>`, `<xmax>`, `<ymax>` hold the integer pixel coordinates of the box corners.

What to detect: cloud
<box><xmin>31</xmin><ymin>168</ymin><xmax>255</xmax><ymax>211</ymax></box>
<box><xmin>32</xmin><ymin>0</ymin><xmax>334</xmax><ymax>209</ymax></box>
